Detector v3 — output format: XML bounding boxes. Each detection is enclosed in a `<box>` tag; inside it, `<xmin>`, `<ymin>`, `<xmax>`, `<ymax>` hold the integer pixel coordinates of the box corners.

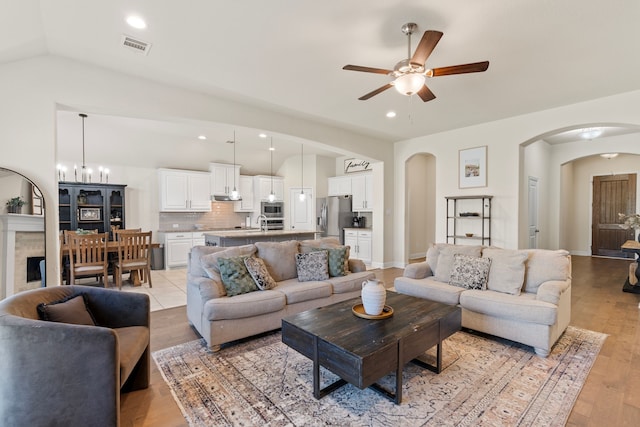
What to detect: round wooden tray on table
<box><xmin>352</xmin><ymin>304</ymin><xmax>394</xmax><ymax>319</ymax></box>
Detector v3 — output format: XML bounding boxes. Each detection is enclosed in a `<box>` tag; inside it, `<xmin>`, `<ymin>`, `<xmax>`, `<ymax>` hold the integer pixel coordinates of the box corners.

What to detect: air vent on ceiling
<box><xmin>121</xmin><ymin>35</ymin><xmax>152</xmax><ymax>56</ymax></box>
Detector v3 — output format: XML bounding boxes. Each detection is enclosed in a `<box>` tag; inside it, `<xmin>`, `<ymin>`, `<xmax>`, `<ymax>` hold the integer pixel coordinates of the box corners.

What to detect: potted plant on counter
<box><xmin>6</xmin><ymin>196</ymin><xmax>26</xmax><ymax>214</ymax></box>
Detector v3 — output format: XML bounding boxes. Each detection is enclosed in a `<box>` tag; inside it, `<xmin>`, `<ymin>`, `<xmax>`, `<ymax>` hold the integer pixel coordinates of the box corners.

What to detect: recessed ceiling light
<box><xmin>197</xmin><ymin>135</ymin><xmax>207</xmax><ymax>140</ymax></box>
<box><xmin>600</xmin><ymin>153</ymin><xmax>619</xmax><ymax>159</ymax></box>
<box><xmin>259</xmin><ymin>133</ymin><xmax>267</xmax><ymax>138</ymax></box>
<box><xmin>269</xmin><ymin>146</ymin><xmax>275</xmax><ymax>151</ymax></box>
<box><xmin>126</xmin><ymin>15</ymin><xmax>147</xmax><ymax>29</ymax></box>
<box><xmin>386</xmin><ymin>111</ymin><xmax>397</xmax><ymax>118</ymax></box>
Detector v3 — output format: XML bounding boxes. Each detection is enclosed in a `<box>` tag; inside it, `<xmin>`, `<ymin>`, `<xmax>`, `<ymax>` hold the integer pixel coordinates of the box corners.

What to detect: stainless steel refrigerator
<box><xmin>317</xmin><ymin>195</ymin><xmax>352</xmax><ymax>244</ymax></box>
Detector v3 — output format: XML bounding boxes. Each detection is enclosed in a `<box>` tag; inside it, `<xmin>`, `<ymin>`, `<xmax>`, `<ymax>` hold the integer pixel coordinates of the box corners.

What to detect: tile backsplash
<box><xmin>159</xmin><ymin>202</ymin><xmax>252</xmax><ymax>230</ymax></box>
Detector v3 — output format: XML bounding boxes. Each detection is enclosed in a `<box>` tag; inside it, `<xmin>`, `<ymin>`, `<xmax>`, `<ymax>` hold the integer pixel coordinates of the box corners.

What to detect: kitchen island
<box><xmin>204</xmin><ymin>229</ymin><xmax>317</xmax><ymax>247</ymax></box>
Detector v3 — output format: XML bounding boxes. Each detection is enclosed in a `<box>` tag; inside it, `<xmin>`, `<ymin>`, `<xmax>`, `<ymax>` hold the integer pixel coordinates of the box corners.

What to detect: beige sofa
<box><xmin>187</xmin><ymin>238</ymin><xmax>376</xmax><ymax>351</ymax></box>
<box><xmin>394</xmin><ymin>244</ymin><xmax>571</xmax><ymax>357</ymax></box>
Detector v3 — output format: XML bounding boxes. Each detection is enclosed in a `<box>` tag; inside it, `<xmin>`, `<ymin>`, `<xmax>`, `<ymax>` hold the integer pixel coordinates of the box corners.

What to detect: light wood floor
<box><xmin>120</xmin><ymin>256</ymin><xmax>640</xmax><ymax>426</ymax></box>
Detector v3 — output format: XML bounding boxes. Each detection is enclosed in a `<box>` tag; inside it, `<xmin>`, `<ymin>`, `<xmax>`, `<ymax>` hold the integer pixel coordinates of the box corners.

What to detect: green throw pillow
<box><xmin>311</xmin><ymin>246</ymin><xmax>348</xmax><ymax>277</ymax></box>
<box><xmin>218</xmin><ymin>256</ymin><xmax>259</xmax><ymax>296</ymax></box>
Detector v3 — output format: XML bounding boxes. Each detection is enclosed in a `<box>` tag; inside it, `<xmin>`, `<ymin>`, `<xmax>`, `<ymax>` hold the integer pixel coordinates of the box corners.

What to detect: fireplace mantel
<box><xmin>1</xmin><ymin>214</ymin><xmax>45</xmax><ymax>299</ymax></box>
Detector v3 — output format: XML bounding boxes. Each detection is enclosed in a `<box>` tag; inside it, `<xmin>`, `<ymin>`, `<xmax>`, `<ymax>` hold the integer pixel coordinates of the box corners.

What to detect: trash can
<box><xmin>151</xmin><ymin>244</ymin><xmax>165</xmax><ymax>270</ymax></box>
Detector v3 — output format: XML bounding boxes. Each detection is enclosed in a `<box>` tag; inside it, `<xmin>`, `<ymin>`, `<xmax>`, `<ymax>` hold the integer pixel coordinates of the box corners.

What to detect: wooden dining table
<box><xmin>61</xmin><ymin>241</ymin><xmax>161</xmax><ymax>286</ymax></box>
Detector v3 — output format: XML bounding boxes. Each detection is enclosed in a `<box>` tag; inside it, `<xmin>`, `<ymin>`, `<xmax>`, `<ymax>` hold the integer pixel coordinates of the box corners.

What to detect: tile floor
<box><xmin>77</xmin><ymin>268</ymin><xmax>188</xmax><ymax>312</ymax></box>
<box><xmin>120</xmin><ymin>268</ymin><xmax>188</xmax><ymax>312</ymax></box>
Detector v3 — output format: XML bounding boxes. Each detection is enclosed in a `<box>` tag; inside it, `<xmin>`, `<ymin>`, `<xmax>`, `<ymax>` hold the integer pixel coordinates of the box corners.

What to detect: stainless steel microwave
<box><xmin>261</xmin><ymin>201</ymin><xmax>284</xmax><ymax>218</ymax></box>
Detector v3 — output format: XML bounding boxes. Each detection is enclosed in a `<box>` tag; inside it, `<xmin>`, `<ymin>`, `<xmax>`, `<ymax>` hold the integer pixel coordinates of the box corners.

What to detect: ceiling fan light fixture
<box><xmin>394</xmin><ymin>73</ymin><xmax>425</xmax><ymax>96</ymax></box>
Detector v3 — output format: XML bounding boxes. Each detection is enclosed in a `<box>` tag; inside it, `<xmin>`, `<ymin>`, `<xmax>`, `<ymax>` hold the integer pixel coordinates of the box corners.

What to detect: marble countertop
<box><xmin>204</xmin><ymin>229</ymin><xmax>317</xmax><ymax>238</ymax></box>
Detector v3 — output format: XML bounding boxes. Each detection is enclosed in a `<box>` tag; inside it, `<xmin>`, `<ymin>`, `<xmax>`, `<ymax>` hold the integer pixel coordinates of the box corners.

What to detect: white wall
<box><xmin>394</xmin><ymin>90</ymin><xmax>640</xmax><ymax>267</ymax></box>
<box><xmin>0</xmin><ymin>55</ymin><xmax>394</xmax><ymax>286</ymax></box>
<box><xmin>559</xmin><ymin>162</ymin><xmax>574</xmax><ymax>250</ymax></box>
<box><xmin>406</xmin><ymin>154</ymin><xmax>435</xmax><ymax>259</ymax></box>
<box><xmin>520</xmin><ymin>140</ymin><xmax>551</xmax><ymax>248</ymax></box>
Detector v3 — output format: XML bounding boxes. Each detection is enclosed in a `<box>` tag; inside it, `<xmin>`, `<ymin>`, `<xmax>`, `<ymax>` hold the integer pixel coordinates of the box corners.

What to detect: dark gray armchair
<box><xmin>0</xmin><ymin>285</ymin><xmax>150</xmax><ymax>427</ymax></box>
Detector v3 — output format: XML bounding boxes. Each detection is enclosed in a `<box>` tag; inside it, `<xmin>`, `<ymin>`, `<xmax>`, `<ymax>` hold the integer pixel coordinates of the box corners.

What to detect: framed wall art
<box><xmin>459</xmin><ymin>146</ymin><xmax>487</xmax><ymax>188</ymax></box>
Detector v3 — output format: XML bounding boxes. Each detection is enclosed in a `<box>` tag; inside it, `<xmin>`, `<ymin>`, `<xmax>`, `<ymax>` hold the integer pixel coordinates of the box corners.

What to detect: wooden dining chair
<box><xmin>114</xmin><ymin>231</ymin><xmax>153</xmax><ymax>290</ymax></box>
<box><xmin>67</xmin><ymin>232</ymin><xmax>109</xmax><ymax>286</ymax></box>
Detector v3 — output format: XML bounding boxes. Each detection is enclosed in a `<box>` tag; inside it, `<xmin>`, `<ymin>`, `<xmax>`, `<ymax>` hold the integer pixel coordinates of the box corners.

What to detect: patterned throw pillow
<box><xmin>244</xmin><ymin>256</ymin><xmax>277</xmax><ymax>290</ymax></box>
<box><xmin>310</xmin><ymin>246</ymin><xmax>349</xmax><ymax>277</ymax></box>
<box><xmin>449</xmin><ymin>254</ymin><xmax>492</xmax><ymax>290</ymax></box>
<box><xmin>295</xmin><ymin>251</ymin><xmax>329</xmax><ymax>282</ymax></box>
<box><xmin>218</xmin><ymin>256</ymin><xmax>259</xmax><ymax>296</ymax></box>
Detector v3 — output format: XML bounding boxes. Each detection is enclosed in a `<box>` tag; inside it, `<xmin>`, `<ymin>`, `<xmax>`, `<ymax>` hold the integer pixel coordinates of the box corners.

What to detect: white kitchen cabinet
<box><xmin>328</xmin><ymin>175</ymin><xmax>352</xmax><ymax>196</ymax></box>
<box><xmin>209</xmin><ymin>162</ymin><xmax>241</xmax><ymax>197</ymax></box>
<box><xmin>344</xmin><ymin>228</ymin><xmax>372</xmax><ymax>265</ymax></box>
<box><xmin>351</xmin><ymin>173</ymin><xmax>373</xmax><ymax>211</ymax></box>
<box><xmin>234</xmin><ymin>175</ymin><xmax>255</xmax><ymax>212</ymax></box>
<box><xmin>158</xmin><ymin>168</ymin><xmax>212</xmax><ymax>212</ymax></box>
<box><xmin>254</xmin><ymin>175</ymin><xmax>284</xmax><ymax>201</ymax></box>
<box><xmin>161</xmin><ymin>231</ymin><xmax>206</xmax><ymax>268</ymax></box>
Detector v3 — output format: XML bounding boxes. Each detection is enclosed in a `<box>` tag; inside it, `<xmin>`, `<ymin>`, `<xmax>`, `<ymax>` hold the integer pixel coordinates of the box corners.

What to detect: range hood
<box><xmin>212</xmin><ymin>195</ymin><xmax>242</xmax><ymax>202</ymax></box>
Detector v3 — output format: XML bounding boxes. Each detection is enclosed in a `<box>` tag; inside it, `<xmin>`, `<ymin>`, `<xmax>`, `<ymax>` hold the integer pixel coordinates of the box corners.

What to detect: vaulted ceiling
<box><xmin>3</xmin><ymin>0</ymin><xmax>640</xmax><ymax>161</ymax></box>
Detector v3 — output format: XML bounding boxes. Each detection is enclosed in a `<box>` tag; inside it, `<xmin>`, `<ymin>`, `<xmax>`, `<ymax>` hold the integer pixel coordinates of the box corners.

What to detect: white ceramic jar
<box><xmin>361</xmin><ymin>279</ymin><xmax>386</xmax><ymax>315</ymax></box>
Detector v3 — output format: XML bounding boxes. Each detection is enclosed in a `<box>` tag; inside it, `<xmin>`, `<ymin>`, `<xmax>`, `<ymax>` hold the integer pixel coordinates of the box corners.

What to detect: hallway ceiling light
<box><xmin>600</xmin><ymin>153</ymin><xmax>619</xmax><ymax>159</ymax></box>
<box><xmin>580</xmin><ymin>127</ymin><xmax>603</xmax><ymax>140</ymax></box>
<box><xmin>198</xmin><ymin>135</ymin><xmax>207</xmax><ymax>140</ymax></box>
<box><xmin>386</xmin><ymin>111</ymin><xmax>397</xmax><ymax>118</ymax></box>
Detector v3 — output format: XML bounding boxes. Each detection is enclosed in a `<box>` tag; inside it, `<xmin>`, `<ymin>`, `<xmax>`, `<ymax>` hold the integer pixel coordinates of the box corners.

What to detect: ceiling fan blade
<box><xmin>343</xmin><ymin>65</ymin><xmax>392</xmax><ymax>75</ymax></box>
<box><xmin>410</xmin><ymin>31</ymin><xmax>444</xmax><ymax>66</ymax></box>
<box><xmin>358</xmin><ymin>83</ymin><xmax>393</xmax><ymax>100</ymax></box>
<box><xmin>416</xmin><ymin>85</ymin><xmax>436</xmax><ymax>102</ymax></box>
<box><xmin>431</xmin><ymin>61</ymin><xmax>490</xmax><ymax>77</ymax></box>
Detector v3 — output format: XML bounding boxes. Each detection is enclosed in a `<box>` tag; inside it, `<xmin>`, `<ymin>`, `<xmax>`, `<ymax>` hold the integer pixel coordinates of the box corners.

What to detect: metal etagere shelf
<box><xmin>446</xmin><ymin>195</ymin><xmax>492</xmax><ymax>245</ymax></box>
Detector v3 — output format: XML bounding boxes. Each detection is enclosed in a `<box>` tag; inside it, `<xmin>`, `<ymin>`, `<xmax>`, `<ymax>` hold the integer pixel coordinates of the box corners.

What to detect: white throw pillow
<box><xmin>426</xmin><ymin>243</ymin><xmax>451</xmax><ymax>277</ymax></box>
<box><xmin>434</xmin><ymin>245</ymin><xmax>483</xmax><ymax>283</ymax></box>
<box><xmin>482</xmin><ymin>248</ymin><xmax>528</xmax><ymax>295</ymax></box>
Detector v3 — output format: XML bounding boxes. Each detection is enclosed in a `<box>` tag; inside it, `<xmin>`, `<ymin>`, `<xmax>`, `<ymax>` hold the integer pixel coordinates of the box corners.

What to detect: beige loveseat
<box><xmin>187</xmin><ymin>238</ymin><xmax>376</xmax><ymax>351</ymax></box>
<box><xmin>394</xmin><ymin>244</ymin><xmax>571</xmax><ymax>357</ymax></box>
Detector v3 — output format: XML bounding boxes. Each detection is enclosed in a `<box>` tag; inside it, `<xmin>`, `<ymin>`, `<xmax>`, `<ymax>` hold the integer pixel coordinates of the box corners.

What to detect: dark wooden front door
<box><xmin>592</xmin><ymin>174</ymin><xmax>636</xmax><ymax>258</ymax></box>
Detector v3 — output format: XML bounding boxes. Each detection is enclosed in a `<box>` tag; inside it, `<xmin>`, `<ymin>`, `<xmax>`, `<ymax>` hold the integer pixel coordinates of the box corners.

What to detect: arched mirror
<box><xmin>0</xmin><ymin>167</ymin><xmax>46</xmax><ymax>300</ymax></box>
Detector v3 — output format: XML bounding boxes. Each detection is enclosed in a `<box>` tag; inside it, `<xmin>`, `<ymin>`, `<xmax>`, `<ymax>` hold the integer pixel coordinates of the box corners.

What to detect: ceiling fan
<box><xmin>343</xmin><ymin>23</ymin><xmax>489</xmax><ymax>102</ymax></box>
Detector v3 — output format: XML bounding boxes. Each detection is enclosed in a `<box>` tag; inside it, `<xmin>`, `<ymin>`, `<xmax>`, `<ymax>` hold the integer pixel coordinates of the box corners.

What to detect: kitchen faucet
<box><xmin>256</xmin><ymin>214</ymin><xmax>268</xmax><ymax>231</ymax></box>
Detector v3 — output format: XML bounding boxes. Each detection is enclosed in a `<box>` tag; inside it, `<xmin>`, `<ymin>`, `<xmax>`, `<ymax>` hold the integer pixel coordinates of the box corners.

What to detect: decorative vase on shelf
<box><xmin>361</xmin><ymin>279</ymin><xmax>386</xmax><ymax>315</ymax></box>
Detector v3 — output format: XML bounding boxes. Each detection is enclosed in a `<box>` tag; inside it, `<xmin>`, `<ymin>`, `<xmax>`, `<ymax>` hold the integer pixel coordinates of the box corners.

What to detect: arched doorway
<box><xmin>519</xmin><ymin>123</ymin><xmax>640</xmax><ymax>252</ymax></box>
<box><xmin>405</xmin><ymin>153</ymin><xmax>435</xmax><ymax>262</ymax></box>
<box><xmin>0</xmin><ymin>167</ymin><xmax>46</xmax><ymax>299</ymax></box>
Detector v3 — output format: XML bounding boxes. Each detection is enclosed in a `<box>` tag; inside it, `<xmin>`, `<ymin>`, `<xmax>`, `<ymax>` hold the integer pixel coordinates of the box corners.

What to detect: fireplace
<box><xmin>27</xmin><ymin>256</ymin><xmax>45</xmax><ymax>283</ymax></box>
<box><xmin>1</xmin><ymin>214</ymin><xmax>45</xmax><ymax>299</ymax></box>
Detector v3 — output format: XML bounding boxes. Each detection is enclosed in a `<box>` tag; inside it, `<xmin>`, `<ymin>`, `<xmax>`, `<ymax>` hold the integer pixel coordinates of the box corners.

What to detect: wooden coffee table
<box><xmin>281</xmin><ymin>292</ymin><xmax>461</xmax><ymax>404</ymax></box>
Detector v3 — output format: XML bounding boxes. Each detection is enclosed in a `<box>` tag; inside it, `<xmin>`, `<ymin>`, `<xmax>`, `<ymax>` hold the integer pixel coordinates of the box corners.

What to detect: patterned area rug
<box><xmin>153</xmin><ymin>326</ymin><xmax>605</xmax><ymax>426</ymax></box>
